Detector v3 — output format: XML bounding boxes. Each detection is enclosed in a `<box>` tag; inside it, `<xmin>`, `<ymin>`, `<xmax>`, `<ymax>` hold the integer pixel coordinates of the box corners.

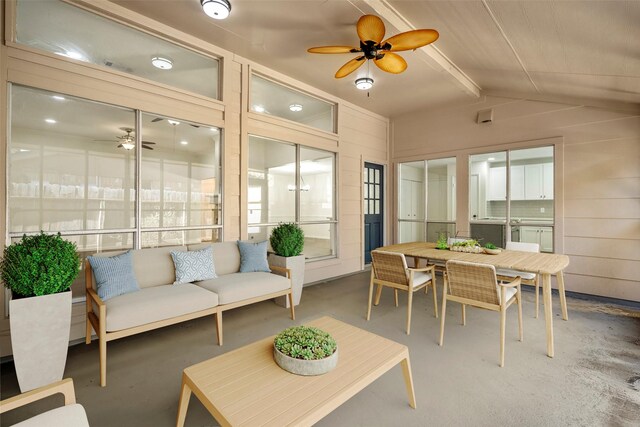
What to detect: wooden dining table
<box><xmin>377</xmin><ymin>242</ymin><xmax>570</xmax><ymax>358</ymax></box>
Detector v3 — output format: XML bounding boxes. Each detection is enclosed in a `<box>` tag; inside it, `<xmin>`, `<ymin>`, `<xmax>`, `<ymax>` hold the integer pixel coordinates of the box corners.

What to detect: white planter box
<box><xmin>269</xmin><ymin>254</ymin><xmax>305</xmax><ymax>307</ymax></box>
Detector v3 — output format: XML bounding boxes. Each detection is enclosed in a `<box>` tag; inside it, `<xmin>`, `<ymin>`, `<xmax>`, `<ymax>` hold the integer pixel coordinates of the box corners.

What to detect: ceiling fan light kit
<box><xmin>355</xmin><ymin>77</ymin><xmax>374</xmax><ymax>90</ymax></box>
<box><xmin>308</xmin><ymin>14</ymin><xmax>438</xmax><ymax>86</ymax></box>
<box><xmin>201</xmin><ymin>0</ymin><xmax>231</xmax><ymax>20</ymax></box>
<box><xmin>151</xmin><ymin>56</ymin><xmax>173</xmax><ymax>70</ymax></box>
<box><xmin>121</xmin><ymin>141</ymin><xmax>135</xmax><ymax>150</ymax></box>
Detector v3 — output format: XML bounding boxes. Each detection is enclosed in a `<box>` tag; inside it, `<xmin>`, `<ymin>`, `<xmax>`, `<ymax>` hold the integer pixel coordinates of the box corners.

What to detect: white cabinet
<box><xmin>400</xmin><ymin>179</ymin><xmax>424</xmax><ymax>220</ymax></box>
<box><xmin>520</xmin><ymin>226</ymin><xmax>553</xmax><ymax>253</ymax></box>
<box><xmin>488</xmin><ymin>167</ymin><xmax>506</xmax><ymax>200</ymax></box>
<box><xmin>524</xmin><ymin>163</ymin><xmax>553</xmax><ymax>200</ymax></box>
<box><xmin>510</xmin><ymin>165</ymin><xmax>525</xmax><ymax>200</ymax></box>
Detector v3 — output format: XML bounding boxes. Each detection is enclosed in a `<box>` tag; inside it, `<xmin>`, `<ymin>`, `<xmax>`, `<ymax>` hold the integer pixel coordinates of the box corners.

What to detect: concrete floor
<box><xmin>1</xmin><ymin>271</ymin><xmax>639</xmax><ymax>426</ymax></box>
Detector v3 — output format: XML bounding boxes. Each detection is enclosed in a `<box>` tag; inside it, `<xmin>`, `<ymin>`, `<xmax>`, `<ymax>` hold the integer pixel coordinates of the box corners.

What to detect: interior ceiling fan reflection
<box><xmin>114</xmin><ymin>128</ymin><xmax>156</xmax><ymax>150</ymax></box>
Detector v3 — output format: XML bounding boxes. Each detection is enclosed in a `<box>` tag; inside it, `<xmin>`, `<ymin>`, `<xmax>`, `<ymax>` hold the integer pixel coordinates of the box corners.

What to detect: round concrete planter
<box><xmin>274</xmin><ymin>346</ymin><xmax>338</xmax><ymax>376</ymax></box>
<box><xmin>10</xmin><ymin>291</ymin><xmax>72</xmax><ymax>392</ymax></box>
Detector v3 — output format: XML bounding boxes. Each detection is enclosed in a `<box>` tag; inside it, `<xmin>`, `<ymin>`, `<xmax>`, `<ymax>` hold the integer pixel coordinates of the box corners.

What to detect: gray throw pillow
<box><xmin>171</xmin><ymin>246</ymin><xmax>217</xmax><ymax>284</ymax></box>
<box><xmin>237</xmin><ymin>240</ymin><xmax>271</xmax><ymax>273</ymax></box>
<box><xmin>88</xmin><ymin>251</ymin><xmax>140</xmax><ymax>301</ymax></box>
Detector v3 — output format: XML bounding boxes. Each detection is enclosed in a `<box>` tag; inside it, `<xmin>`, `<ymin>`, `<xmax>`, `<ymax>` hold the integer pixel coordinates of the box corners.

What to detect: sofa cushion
<box><xmin>196</xmin><ymin>272</ymin><xmax>290</xmax><ymax>305</ymax></box>
<box><xmin>189</xmin><ymin>242</ymin><xmax>240</xmax><ymax>276</ymax></box>
<box><xmin>88</xmin><ymin>251</ymin><xmax>139</xmax><ymax>301</ymax></box>
<box><xmin>131</xmin><ymin>246</ymin><xmax>187</xmax><ymax>288</ymax></box>
<box><xmin>171</xmin><ymin>246</ymin><xmax>217</xmax><ymax>284</ymax></box>
<box><xmin>237</xmin><ymin>240</ymin><xmax>271</xmax><ymax>273</ymax></box>
<box><xmin>105</xmin><ymin>283</ymin><xmax>218</xmax><ymax>332</ymax></box>
<box><xmin>12</xmin><ymin>404</ymin><xmax>89</xmax><ymax>427</ymax></box>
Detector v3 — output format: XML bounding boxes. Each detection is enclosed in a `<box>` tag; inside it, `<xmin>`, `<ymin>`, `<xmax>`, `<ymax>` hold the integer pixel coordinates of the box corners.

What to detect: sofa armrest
<box><xmin>269</xmin><ymin>265</ymin><xmax>291</xmax><ymax>280</ymax></box>
<box><xmin>87</xmin><ymin>287</ymin><xmax>105</xmax><ymax>308</ymax></box>
<box><xmin>0</xmin><ymin>378</ymin><xmax>76</xmax><ymax>414</ymax></box>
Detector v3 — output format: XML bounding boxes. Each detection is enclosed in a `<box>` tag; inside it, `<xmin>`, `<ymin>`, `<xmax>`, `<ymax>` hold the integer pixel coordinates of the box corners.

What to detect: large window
<box><xmin>397</xmin><ymin>158</ymin><xmax>456</xmax><ymax>243</ymax></box>
<box><xmin>248</xmin><ymin>136</ymin><xmax>336</xmax><ymax>260</ymax></box>
<box><xmin>16</xmin><ymin>0</ymin><xmax>219</xmax><ymax>99</ymax></box>
<box><xmin>250</xmin><ymin>75</ymin><xmax>336</xmax><ymax>133</ymax></box>
<box><xmin>8</xmin><ymin>85</ymin><xmax>222</xmax><ymax>299</ymax></box>
<box><xmin>469</xmin><ymin>147</ymin><xmax>554</xmax><ymax>251</ymax></box>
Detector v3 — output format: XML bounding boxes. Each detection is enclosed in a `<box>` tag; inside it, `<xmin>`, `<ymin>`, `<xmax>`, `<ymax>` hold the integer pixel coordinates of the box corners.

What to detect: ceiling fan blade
<box><xmin>374</xmin><ymin>52</ymin><xmax>407</xmax><ymax>74</ymax></box>
<box><xmin>189</xmin><ymin>124</ymin><xmax>200</xmax><ymax>128</ymax></box>
<box><xmin>357</xmin><ymin>15</ymin><xmax>385</xmax><ymax>43</ymax></box>
<box><xmin>151</xmin><ymin>118</ymin><xmax>163</xmax><ymax>123</ymax></box>
<box><xmin>308</xmin><ymin>46</ymin><xmax>360</xmax><ymax>54</ymax></box>
<box><xmin>382</xmin><ymin>29</ymin><xmax>439</xmax><ymax>52</ymax></box>
<box><xmin>335</xmin><ymin>56</ymin><xmax>366</xmax><ymax>79</ymax></box>
<box><xmin>117</xmin><ymin>144</ymin><xmax>124</xmax><ymax>148</ymax></box>
<box><xmin>142</xmin><ymin>145</ymin><xmax>153</xmax><ymax>150</ymax></box>
<box><xmin>141</xmin><ymin>141</ymin><xmax>156</xmax><ymax>144</ymax></box>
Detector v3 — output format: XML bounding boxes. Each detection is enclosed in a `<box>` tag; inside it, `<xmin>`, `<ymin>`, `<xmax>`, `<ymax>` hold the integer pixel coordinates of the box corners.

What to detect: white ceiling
<box><xmin>110</xmin><ymin>0</ymin><xmax>639</xmax><ymax>117</ymax></box>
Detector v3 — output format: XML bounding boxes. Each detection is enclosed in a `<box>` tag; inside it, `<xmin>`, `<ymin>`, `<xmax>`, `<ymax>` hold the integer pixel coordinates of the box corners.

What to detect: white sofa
<box><xmin>85</xmin><ymin>242</ymin><xmax>295</xmax><ymax>387</ymax></box>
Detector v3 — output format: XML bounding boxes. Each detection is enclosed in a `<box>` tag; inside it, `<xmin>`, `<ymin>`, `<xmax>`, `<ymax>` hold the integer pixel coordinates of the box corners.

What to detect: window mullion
<box><xmin>134</xmin><ymin>109</ymin><xmax>142</xmax><ymax>249</ymax></box>
<box><xmin>295</xmin><ymin>144</ymin><xmax>301</xmax><ymax>224</ymax></box>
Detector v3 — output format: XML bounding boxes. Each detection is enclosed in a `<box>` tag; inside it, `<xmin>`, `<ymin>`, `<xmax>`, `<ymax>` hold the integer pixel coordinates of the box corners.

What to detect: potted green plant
<box><xmin>484</xmin><ymin>242</ymin><xmax>502</xmax><ymax>255</ymax></box>
<box><xmin>435</xmin><ymin>232</ymin><xmax>449</xmax><ymax>250</ymax></box>
<box><xmin>273</xmin><ymin>326</ymin><xmax>338</xmax><ymax>376</ymax></box>
<box><xmin>1</xmin><ymin>232</ymin><xmax>80</xmax><ymax>392</ymax></box>
<box><xmin>269</xmin><ymin>223</ymin><xmax>305</xmax><ymax>307</ymax></box>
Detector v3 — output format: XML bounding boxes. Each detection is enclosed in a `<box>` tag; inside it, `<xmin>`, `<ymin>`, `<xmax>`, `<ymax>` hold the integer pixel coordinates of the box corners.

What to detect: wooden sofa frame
<box><xmin>85</xmin><ymin>260</ymin><xmax>295</xmax><ymax>387</ymax></box>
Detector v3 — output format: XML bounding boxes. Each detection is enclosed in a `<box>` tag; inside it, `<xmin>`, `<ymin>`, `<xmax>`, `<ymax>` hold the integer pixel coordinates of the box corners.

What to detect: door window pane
<box><xmin>16</xmin><ymin>0</ymin><xmax>219</xmax><ymax>99</ymax></box>
<box><xmin>9</xmin><ymin>85</ymin><xmax>135</xmax><ymax>233</ymax></box>
<box><xmin>140</xmin><ymin>113</ymin><xmax>221</xmax><ymax>229</ymax></box>
<box><xmin>469</xmin><ymin>152</ymin><xmax>507</xmax><ymax>221</ymax></box>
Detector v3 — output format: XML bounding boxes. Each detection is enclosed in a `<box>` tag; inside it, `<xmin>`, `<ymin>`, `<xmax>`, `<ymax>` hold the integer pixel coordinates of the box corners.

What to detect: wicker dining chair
<box><xmin>496</xmin><ymin>241</ymin><xmax>540</xmax><ymax>318</ymax></box>
<box><xmin>367</xmin><ymin>250</ymin><xmax>437</xmax><ymax>335</ymax></box>
<box><xmin>440</xmin><ymin>260</ymin><xmax>523</xmax><ymax>367</ymax></box>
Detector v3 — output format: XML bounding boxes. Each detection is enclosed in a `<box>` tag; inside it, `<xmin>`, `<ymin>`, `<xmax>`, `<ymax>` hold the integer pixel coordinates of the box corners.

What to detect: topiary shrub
<box><xmin>270</xmin><ymin>222</ymin><xmax>304</xmax><ymax>257</ymax></box>
<box><xmin>274</xmin><ymin>326</ymin><xmax>337</xmax><ymax>360</ymax></box>
<box><xmin>1</xmin><ymin>232</ymin><xmax>80</xmax><ymax>297</ymax></box>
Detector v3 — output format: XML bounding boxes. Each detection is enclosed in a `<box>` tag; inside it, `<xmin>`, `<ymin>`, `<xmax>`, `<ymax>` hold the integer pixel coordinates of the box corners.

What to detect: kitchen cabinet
<box><xmin>400</xmin><ymin>179</ymin><xmax>424</xmax><ymax>220</ymax></box>
<box><xmin>520</xmin><ymin>226</ymin><xmax>553</xmax><ymax>252</ymax></box>
<box><xmin>510</xmin><ymin>165</ymin><xmax>525</xmax><ymax>200</ymax></box>
<box><xmin>488</xmin><ymin>167</ymin><xmax>506</xmax><ymax>200</ymax></box>
<box><xmin>524</xmin><ymin>163</ymin><xmax>553</xmax><ymax>200</ymax></box>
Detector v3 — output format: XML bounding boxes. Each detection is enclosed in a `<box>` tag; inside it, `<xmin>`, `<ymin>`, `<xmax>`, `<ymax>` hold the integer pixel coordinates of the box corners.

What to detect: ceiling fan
<box><xmin>116</xmin><ymin>128</ymin><xmax>155</xmax><ymax>150</ymax></box>
<box><xmin>307</xmin><ymin>14</ymin><xmax>439</xmax><ymax>78</ymax></box>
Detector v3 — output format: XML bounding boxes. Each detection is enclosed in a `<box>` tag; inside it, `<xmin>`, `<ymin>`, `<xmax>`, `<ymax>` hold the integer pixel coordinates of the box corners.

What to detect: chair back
<box><xmin>506</xmin><ymin>241</ymin><xmax>540</xmax><ymax>253</ymax></box>
<box><xmin>445</xmin><ymin>260</ymin><xmax>500</xmax><ymax>305</ymax></box>
<box><xmin>371</xmin><ymin>251</ymin><xmax>409</xmax><ymax>286</ymax></box>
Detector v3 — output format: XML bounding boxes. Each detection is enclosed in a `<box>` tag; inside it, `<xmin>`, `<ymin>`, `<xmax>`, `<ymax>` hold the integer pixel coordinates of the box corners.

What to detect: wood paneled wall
<box><xmin>392</xmin><ymin>94</ymin><xmax>640</xmax><ymax>301</ymax></box>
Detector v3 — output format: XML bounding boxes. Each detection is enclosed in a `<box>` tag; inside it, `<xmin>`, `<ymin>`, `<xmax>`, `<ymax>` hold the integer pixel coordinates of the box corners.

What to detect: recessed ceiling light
<box><xmin>52</xmin><ymin>95</ymin><xmax>65</xmax><ymax>101</ymax></box>
<box><xmin>45</xmin><ymin>118</ymin><xmax>57</xmax><ymax>124</ymax></box>
<box><xmin>57</xmin><ymin>51</ymin><xmax>84</xmax><ymax>61</ymax></box>
<box><xmin>19</xmin><ymin>149</ymin><xmax>30</xmax><ymax>153</ymax></box>
<box><xmin>167</xmin><ymin>119</ymin><xmax>180</xmax><ymax>125</ymax></box>
<box><xmin>253</xmin><ymin>105</ymin><xmax>265</xmax><ymax>113</ymax></box>
<box><xmin>210</xmin><ymin>127</ymin><xmax>219</xmax><ymax>133</ymax></box>
<box><xmin>180</xmin><ymin>140</ymin><xmax>189</xmax><ymax>145</ymax></box>
<box><xmin>289</xmin><ymin>104</ymin><xmax>303</xmax><ymax>112</ymax></box>
<box><xmin>151</xmin><ymin>56</ymin><xmax>173</xmax><ymax>70</ymax></box>
<box><xmin>355</xmin><ymin>77</ymin><xmax>374</xmax><ymax>90</ymax></box>
<box><xmin>201</xmin><ymin>0</ymin><xmax>231</xmax><ymax>20</ymax></box>
<box><xmin>488</xmin><ymin>157</ymin><xmax>496</xmax><ymax>161</ymax></box>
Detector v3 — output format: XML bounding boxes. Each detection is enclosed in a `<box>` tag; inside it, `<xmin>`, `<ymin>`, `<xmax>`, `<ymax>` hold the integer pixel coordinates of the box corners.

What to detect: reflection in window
<box><xmin>469</xmin><ymin>152</ymin><xmax>507</xmax><ymax>221</ymax></box>
<box><xmin>16</xmin><ymin>0</ymin><xmax>219</xmax><ymax>99</ymax></box>
<box><xmin>247</xmin><ymin>135</ymin><xmax>336</xmax><ymax>260</ymax></box>
<box><xmin>250</xmin><ymin>74</ymin><xmax>336</xmax><ymax>133</ymax></box>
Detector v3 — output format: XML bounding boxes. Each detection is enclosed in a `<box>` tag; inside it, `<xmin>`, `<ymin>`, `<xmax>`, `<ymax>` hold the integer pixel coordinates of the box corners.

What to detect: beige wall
<box><xmin>0</xmin><ymin>1</ymin><xmax>389</xmax><ymax>355</ymax></box>
<box><xmin>392</xmin><ymin>94</ymin><xmax>640</xmax><ymax>302</ymax></box>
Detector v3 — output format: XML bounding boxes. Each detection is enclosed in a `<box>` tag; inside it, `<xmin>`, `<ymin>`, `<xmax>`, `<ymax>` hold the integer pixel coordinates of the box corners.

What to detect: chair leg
<box><xmin>432</xmin><ymin>280</ymin><xmax>438</xmax><ymax>318</ymax></box>
<box><xmin>439</xmin><ymin>279</ymin><xmax>448</xmax><ymax>346</ymax></box>
<box><xmin>461</xmin><ymin>304</ymin><xmax>466</xmax><ymax>326</ymax></box>
<box><xmin>517</xmin><ymin>285</ymin><xmax>523</xmax><ymax>342</ymax></box>
<box><xmin>535</xmin><ymin>275</ymin><xmax>540</xmax><ymax>319</ymax></box>
<box><xmin>406</xmin><ymin>290</ymin><xmax>413</xmax><ymax>335</ymax></box>
<box><xmin>499</xmin><ymin>306</ymin><xmax>506</xmax><ymax>367</ymax></box>
<box><xmin>367</xmin><ymin>274</ymin><xmax>375</xmax><ymax>321</ymax></box>
<box><xmin>394</xmin><ymin>289</ymin><xmax>399</xmax><ymax>307</ymax></box>
<box><xmin>374</xmin><ymin>283</ymin><xmax>383</xmax><ymax>306</ymax></box>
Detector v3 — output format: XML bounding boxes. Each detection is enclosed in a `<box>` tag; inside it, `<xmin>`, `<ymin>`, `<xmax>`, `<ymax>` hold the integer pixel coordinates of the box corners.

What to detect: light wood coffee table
<box><xmin>176</xmin><ymin>316</ymin><xmax>416</xmax><ymax>426</ymax></box>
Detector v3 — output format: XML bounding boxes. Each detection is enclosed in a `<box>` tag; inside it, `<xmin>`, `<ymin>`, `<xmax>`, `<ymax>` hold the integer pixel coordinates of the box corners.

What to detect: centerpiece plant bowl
<box><xmin>450</xmin><ymin>239</ymin><xmax>483</xmax><ymax>253</ymax></box>
<box><xmin>273</xmin><ymin>326</ymin><xmax>338</xmax><ymax>376</ymax></box>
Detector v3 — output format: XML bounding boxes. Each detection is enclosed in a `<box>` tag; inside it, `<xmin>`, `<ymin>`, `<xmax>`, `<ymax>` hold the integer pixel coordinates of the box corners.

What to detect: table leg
<box><xmin>400</xmin><ymin>355</ymin><xmax>416</xmax><ymax>409</ymax></box>
<box><xmin>557</xmin><ymin>270</ymin><xmax>569</xmax><ymax>321</ymax></box>
<box><xmin>542</xmin><ymin>273</ymin><xmax>554</xmax><ymax>358</ymax></box>
<box><xmin>176</xmin><ymin>379</ymin><xmax>192</xmax><ymax>427</ymax></box>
